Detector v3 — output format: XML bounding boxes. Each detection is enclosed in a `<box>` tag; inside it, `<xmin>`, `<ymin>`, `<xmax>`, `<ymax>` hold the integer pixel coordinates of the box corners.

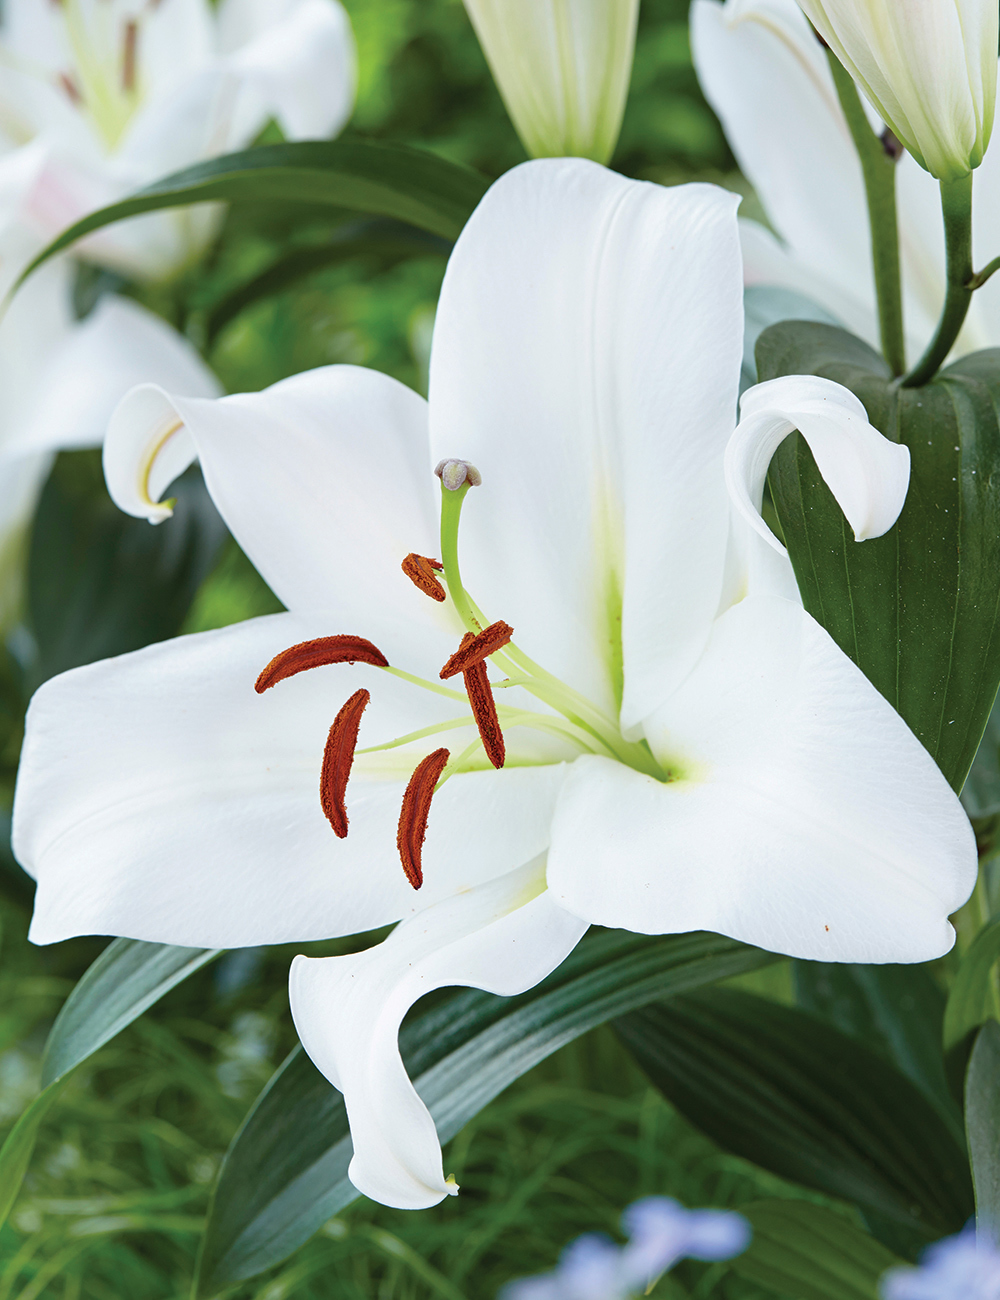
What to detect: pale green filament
<box><xmin>433</xmin><ymin>477</ymin><xmax>667</xmax><ymax>781</ymax></box>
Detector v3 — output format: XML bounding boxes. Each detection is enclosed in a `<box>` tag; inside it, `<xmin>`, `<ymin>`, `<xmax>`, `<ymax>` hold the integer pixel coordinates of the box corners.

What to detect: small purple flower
<box><xmin>881</xmin><ymin>1225</ymin><xmax>1000</xmax><ymax>1300</ymax></box>
<box><xmin>499</xmin><ymin>1198</ymin><xmax>750</xmax><ymax>1300</ymax></box>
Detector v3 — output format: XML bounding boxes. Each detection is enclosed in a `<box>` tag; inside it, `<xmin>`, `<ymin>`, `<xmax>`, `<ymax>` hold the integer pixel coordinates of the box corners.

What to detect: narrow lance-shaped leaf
<box><xmin>0</xmin><ymin>939</ymin><xmax>218</xmax><ymax>1230</ymax></box>
<box><xmin>195</xmin><ymin>930</ymin><xmax>775</xmax><ymax>1297</ymax></box>
<box><xmin>616</xmin><ymin>989</ymin><xmax>973</xmax><ymax>1243</ymax></box>
<box><xmin>730</xmin><ymin>1200</ymin><xmax>904</xmax><ymax>1300</ymax></box>
<box><xmin>16</xmin><ymin>140</ymin><xmax>489</xmax><ymax>289</ymax></box>
<box><xmin>943</xmin><ymin>916</ymin><xmax>1000</xmax><ymax>1094</ymax></box>
<box><xmin>965</xmin><ymin>1019</ymin><xmax>1000</xmax><ymax>1240</ymax></box>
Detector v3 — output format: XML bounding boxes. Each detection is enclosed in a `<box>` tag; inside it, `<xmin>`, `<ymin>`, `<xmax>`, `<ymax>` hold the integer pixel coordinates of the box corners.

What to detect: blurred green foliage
<box><xmin>0</xmin><ymin>2</ymin><xmax>822</xmax><ymax>1297</ymax></box>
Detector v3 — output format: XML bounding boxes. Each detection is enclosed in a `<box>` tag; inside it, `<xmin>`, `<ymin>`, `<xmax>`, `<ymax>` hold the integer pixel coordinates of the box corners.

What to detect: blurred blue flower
<box><xmin>881</xmin><ymin>1224</ymin><xmax>1000</xmax><ymax>1299</ymax></box>
<box><xmin>499</xmin><ymin>1197</ymin><xmax>751</xmax><ymax>1300</ymax></box>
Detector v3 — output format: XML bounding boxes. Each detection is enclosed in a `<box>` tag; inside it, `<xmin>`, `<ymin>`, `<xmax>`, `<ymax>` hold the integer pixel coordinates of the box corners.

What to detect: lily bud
<box><xmin>796</xmin><ymin>0</ymin><xmax>998</xmax><ymax>180</ymax></box>
<box><xmin>461</xmin><ymin>0</ymin><xmax>639</xmax><ymax>163</ymax></box>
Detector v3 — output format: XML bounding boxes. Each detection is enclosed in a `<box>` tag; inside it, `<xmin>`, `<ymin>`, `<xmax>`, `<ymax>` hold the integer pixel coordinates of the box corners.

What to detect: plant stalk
<box><xmin>827</xmin><ymin>52</ymin><xmax>905</xmax><ymax>377</ymax></box>
<box><xmin>902</xmin><ymin>172</ymin><xmax>974</xmax><ymax>387</ymax></box>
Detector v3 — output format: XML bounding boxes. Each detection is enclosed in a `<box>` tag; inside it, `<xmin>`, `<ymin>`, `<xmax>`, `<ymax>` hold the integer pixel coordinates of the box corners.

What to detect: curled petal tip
<box><xmin>726</xmin><ymin>375</ymin><xmax>911</xmax><ymax>555</ymax></box>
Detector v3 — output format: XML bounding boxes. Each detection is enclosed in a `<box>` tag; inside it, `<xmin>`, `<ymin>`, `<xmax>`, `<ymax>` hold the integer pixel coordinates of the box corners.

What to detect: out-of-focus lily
<box><xmin>461</xmin><ymin>0</ymin><xmax>638</xmax><ymax>162</ymax></box>
<box><xmin>500</xmin><ymin>1198</ymin><xmax>750</xmax><ymax>1300</ymax></box>
<box><xmin>0</xmin><ymin>0</ymin><xmax>356</xmax><ymax>278</ymax></box>
<box><xmin>795</xmin><ymin>0</ymin><xmax>997</xmax><ymax>181</ymax></box>
<box><xmin>0</xmin><ymin>142</ymin><xmax>220</xmax><ymax>627</ymax></box>
<box><xmin>881</xmin><ymin>1224</ymin><xmax>1000</xmax><ymax>1299</ymax></box>
<box><xmin>12</xmin><ymin>160</ymin><xmax>975</xmax><ymax>1212</ymax></box>
<box><xmin>691</xmin><ymin>0</ymin><xmax>1000</xmax><ymax>356</ymax></box>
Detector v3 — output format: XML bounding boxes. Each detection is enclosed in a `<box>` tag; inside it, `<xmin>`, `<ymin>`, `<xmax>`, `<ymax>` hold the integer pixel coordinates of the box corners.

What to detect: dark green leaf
<box><xmin>759</xmin><ymin>323</ymin><xmax>1000</xmax><ymax>791</ymax></box>
<box><xmin>943</xmin><ymin>916</ymin><xmax>1000</xmax><ymax>1093</ymax></box>
<box><xmin>730</xmin><ymin>1200</ymin><xmax>903</xmax><ymax>1300</ymax></box>
<box><xmin>19</xmin><ymin>140</ymin><xmax>488</xmax><ymax>285</ymax></box>
<box><xmin>616</xmin><ymin>988</ymin><xmax>972</xmax><ymax>1240</ymax></box>
<box><xmin>794</xmin><ymin>961</ymin><xmax>959</xmax><ymax>1139</ymax></box>
<box><xmin>195</xmin><ymin>930</ymin><xmax>774</xmax><ymax>1296</ymax></box>
<box><xmin>965</xmin><ymin>1019</ymin><xmax>1000</xmax><ymax>1235</ymax></box>
<box><xmin>205</xmin><ymin>218</ymin><xmax>451</xmax><ymax>344</ymax></box>
<box><xmin>0</xmin><ymin>939</ymin><xmax>218</xmax><ymax>1229</ymax></box>
<box><xmin>27</xmin><ymin>457</ymin><xmax>227</xmax><ymax>688</ymax></box>
<box><xmin>962</xmin><ymin>693</ymin><xmax>1000</xmax><ymax>819</ymax></box>
<box><xmin>41</xmin><ymin>939</ymin><xmax>219</xmax><ymax>1088</ymax></box>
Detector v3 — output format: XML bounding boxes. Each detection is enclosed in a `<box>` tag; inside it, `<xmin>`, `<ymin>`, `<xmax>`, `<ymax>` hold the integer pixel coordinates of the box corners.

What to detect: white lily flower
<box><xmin>0</xmin><ymin>0</ymin><xmax>356</xmax><ymax>278</ymax></box>
<box><xmin>0</xmin><ymin>142</ymin><xmax>220</xmax><ymax>627</ymax></box>
<box><xmin>461</xmin><ymin>0</ymin><xmax>639</xmax><ymax>162</ymax></box>
<box><xmin>794</xmin><ymin>0</ymin><xmax>997</xmax><ymax>181</ymax></box>
<box><xmin>13</xmin><ymin>160</ymin><xmax>975</xmax><ymax>1212</ymax></box>
<box><xmin>691</xmin><ymin>0</ymin><xmax>1000</xmax><ymax>356</ymax></box>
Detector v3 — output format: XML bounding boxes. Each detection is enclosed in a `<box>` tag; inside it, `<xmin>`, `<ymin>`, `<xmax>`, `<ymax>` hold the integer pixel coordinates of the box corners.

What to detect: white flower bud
<box><xmin>796</xmin><ymin>0</ymin><xmax>998</xmax><ymax>180</ymax></box>
<box><xmin>461</xmin><ymin>0</ymin><xmax>639</xmax><ymax>164</ymax></box>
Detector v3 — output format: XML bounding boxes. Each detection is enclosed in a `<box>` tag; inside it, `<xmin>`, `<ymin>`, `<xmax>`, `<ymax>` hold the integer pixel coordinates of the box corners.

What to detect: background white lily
<box><xmin>461</xmin><ymin>0</ymin><xmax>639</xmax><ymax>163</ymax></box>
<box><xmin>691</xmin><ymin>0</ymin><xmax>1000</xmax><ymax>357</ymax></box>
<box><xmin>0</xmin><ymin>0</ymin><xmax>356</xmax><ymax>278</ymax></box>
<box><xmin>0</xmin><ymin>141</ymin><xmax>220</xmax><ymax>629</ymax></box>
<box><xmin>12</xmin><ymin>160</ymin><xmax>975</xmax><ymax>1214</ymax></box>
<box><xmin>795</xmin><ymin>0</ymin><xmax>997</xmax><ymax>181</ymax></box>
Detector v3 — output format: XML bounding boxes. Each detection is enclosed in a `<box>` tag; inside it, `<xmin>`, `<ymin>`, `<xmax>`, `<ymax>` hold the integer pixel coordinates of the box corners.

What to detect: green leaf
<box><xmin>966</xmin><ymin>1019</ymin><xmax>1000</xmax><ymax>1236</ymax></box>
<box><xmin>730</xmin><ymin>1200</ymin><xmax>903</xmax><ymax>1300</ymax></box>
<box><xmin>27</xmin><ymin>458</ymin><xmax>227</xmax><ymax>688</ymax></box>
<box><xmin>943</xmin><ymin>916</ymin><xmax>1000</xmax><ymax>1092</ymax></box>
<box><xmin>759</xmin><ymin>323</ymin><xmax>1000</xmax><ymax>792</ymax></box>
<box><xmin>0</xmin><ymin>939</ymin><xmax>217</xmax><ymax>1230</ymax></box>
<box><xmin>615</xmin><ymin>989</ymin><xmax>972</xmax><ymax>1240</ymax></box>
<box><xmin>195</xmin><ymin>930</ymin><xmax>774</xmax><ymax>1296</ymax></box>
<box><xmin>962</xmin><ymin>692</ymin><xmax>1000</xmax><ymax>819</ymax></box>
<box><xmin>793</xmin><ymin>961</ymin><xmax>959</xmax><ymax>1140</ymax></box>
<box><xmin>19</xmin><ymin>140</ymin><xmax>488</xmax><ymax>286</ymax></box>
<box><xmin>205</xmin><ymin>217</ymin><xmax>451</xmax><ymax>344</ymax></box>
<box><xmin>41</xmin><ymin>939</ymin><xmax>219</xmax><ymax>1088</ymax></box>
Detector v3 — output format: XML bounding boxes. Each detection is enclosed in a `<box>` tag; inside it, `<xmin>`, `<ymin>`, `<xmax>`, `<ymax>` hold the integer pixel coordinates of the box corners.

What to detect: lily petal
<box><xmin>6</xmin><ymin>294</ymin><xmax>221</xmax><ymax>460</ymax></box>
<box><xmin>289</xmin><ymin>860</ymin><xmax>587</xmax><ymax>1208</ymax></box>
<box><xmin>428</xmin><ymin>158</ymin><xmax>744</xmax><ymax>729</ymax></box>
<box><xmin>14</xmin><ymin>612</ymin><xmax>568</xmax><ymax>947</ymax></box>
<box><xmin>219</xmin><ymin>0</ymin><xmax>356</xmax><ymax>141</ymax></box>
<box><xmin>547</xmin><ymin>594</ymin><xmax>975</xmax><ymax>963</ymax></box>
<box><xmin>104</xmin><ymin>366</ymin><xmax>447</xmax><ymax>627</ymax></box>
<box><xmin>725</xmin><ymin>375</ymin><xmax>910</xmax><ymax>553</ymax></box>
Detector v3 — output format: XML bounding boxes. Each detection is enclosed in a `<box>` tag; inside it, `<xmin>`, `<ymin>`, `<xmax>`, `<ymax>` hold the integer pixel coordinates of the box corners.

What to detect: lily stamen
<box><xmin>454</xmin><ymin>633</ymin><xmax>505</xmax><ymax>769</ymax></box>
<box><xmin>320</xmin><ymin>689</ymin><xmax>370</xmax><ymax>838</ymax></box>
<box><xmin>255</xmin><ymin>635</ymin><xmax>389</xmax><ymax>693</ymax></box>
<box><xmin>401</xmin><ymin>553</ymin><xmax>447</xmax><ymax>602</ymax></box>
<box><xmin>396</xmin><ymin>747</ymin><xmax>450</xmax><ymax>889</ymax></box>
<box><xmin>439</xmin><ymin>621</ymin><xmax>514</xmax><ymax>679</ymax></box>
<box><xmin>122</xmin><ymin>20</ymin><xmax>138</xmax><ymax>94</ymax></box>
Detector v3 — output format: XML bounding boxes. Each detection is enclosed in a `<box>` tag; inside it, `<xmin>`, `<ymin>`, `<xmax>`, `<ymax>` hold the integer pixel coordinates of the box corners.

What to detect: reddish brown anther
<box><xmin>255</xmin><ymin>635</ymin><xmax>389</xmax><ymax>693</ymax></box>
<box><xmin>397</xmin><ymin>747</ymin><xmax>450</xmax><ymax>889</ymax></box>
<box><xmin>402</xmin><ymin>553</ymin><xmax>446</xmax><ymax>602</ymax></box>
<box><xmin>122</xmin><ymin>19</ymin><xmax>138</xmax><ymax>92</ymax></box>
<box><xmin>439</xmin><ymin>621</ymin><xmax>513</xmax><ymax>679</ymax></box>
<box><xmin>460</xmin><ymin>641</ymin><xmax>505</xmax><ymax>768</ymax></box>
<box><xmin>320</xmin><ymin>689</ymin><xmax>370</xmax><ymax>838</ymax></box>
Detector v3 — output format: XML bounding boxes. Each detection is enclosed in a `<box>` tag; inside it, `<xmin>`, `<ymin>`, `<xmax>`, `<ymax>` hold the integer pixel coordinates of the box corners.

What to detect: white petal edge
<box><xmin>726</xmin><ymin>374</ymin><xmax>910</xmax><ymax>553</ymax></box>
<box><xmin>548</xmin><ymin>594</ymin><xmax>975</xmax><ymax>963</ymax></box>
<box><xmin>289</xmin><ymin>860</ymin><xmax>587</xmax><ymax>1208</ymax></box>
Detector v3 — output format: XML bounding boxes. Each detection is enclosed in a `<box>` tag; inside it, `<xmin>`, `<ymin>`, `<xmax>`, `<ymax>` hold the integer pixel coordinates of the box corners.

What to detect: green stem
<box><xmin>827</xmin><ymin>52</ymin><xmax>905</xmax><ymax>377</ymax></box>
<box><xmin>438</xmin><ymin>482</ymin><xmax>479</xmax><ymax>633</ymax></box>
<box><xmin>902</xmin><ymin>172</ymin><xmax>974</xmax><ymax>387</ymax></box>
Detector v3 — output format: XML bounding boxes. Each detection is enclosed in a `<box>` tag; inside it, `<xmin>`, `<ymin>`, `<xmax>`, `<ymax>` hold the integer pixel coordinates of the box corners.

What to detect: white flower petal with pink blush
<box><xmin>0</xmin><ymin>0</ymin><xmax>356</xmax><ymax>277</ymax></box>
<box><xmin>13</xmin><ymin>159</ymin><xmax>976</xmax><ymax>1211</ymax></box>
